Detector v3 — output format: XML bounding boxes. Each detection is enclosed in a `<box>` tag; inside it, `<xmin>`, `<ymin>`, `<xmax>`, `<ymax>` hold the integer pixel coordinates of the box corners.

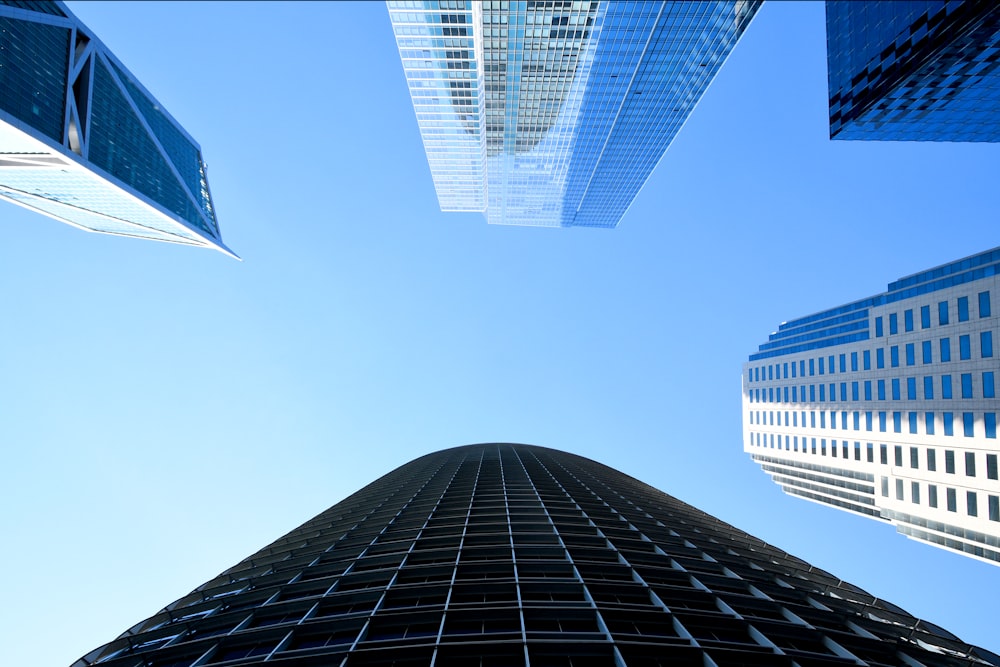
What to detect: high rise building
<box><xmin>0</xmin><ymin>1</ymin><xmax>234</xmax><ymax>256</ymax></box>
<box><xmin>388</xmin><ymin>1</ymin><xmax>760</xmax><ymax>227</ymax></box>
<box><xmin>826</xmin><ymin>1</ymin><xmax>1000</xmax><ymax>141</ymax></box>
<box><xmin>74</xmin><ymin>443</ymin><xmax>997</xmax><ymax>667</ymax></box>
<box><xmin>744</xmin><ymin>248</ymin><xmax>1000</xmax><ymax>565</ymax></box>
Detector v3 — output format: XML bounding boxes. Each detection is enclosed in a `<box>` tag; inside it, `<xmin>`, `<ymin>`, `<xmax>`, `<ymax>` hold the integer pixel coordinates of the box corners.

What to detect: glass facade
<box><xmin>388</xmin><ymin>1</ymin><xmax>760</xmax><ymax>227</ymax></box>
<box><xmin>744</xmin><ymin>247</ymin><xmax>1000</xmax><ymax>565</ymax></box>
<box><xmin>73</xmin><ymin>443</ymin><xmax>999</xmax><ymax>667</ymax></box>
<box><xmin>0</xmin><ymin>1</ymin><xmax>232</xmax><ymax>255</ymax></box>
<box><xmin>826</xmin><ymin>1</ymin><xmax>1000</xmax><ymax>141</ymax></box>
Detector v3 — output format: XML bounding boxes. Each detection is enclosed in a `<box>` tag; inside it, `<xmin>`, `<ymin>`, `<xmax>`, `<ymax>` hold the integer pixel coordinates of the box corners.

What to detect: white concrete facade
<box><xmin>744</xmin><ymin>248</ymin><xmax>1000</xmax><ymax>565</ymax></box>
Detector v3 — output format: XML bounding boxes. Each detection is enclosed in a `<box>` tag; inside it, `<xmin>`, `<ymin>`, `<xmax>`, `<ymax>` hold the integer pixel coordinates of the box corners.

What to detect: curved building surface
<box><xmin>75</xmin><ymin>443</ymin><xmax>996</xmax><ymax>667</ymax></box>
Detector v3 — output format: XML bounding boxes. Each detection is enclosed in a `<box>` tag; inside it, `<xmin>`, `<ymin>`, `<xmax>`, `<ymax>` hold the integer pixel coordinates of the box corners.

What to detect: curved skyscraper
<box><xmin>74</xmin><ymin>443</ymin><xmax>996</xmax><ymax>667</ymax></box>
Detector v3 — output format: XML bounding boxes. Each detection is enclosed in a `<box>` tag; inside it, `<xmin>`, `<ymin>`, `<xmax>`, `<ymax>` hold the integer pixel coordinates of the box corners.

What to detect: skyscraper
<box><xmin>744</xmin><ymin>247</ymin><xmax>1000</xmax><ymax>564</ymax></box>
<box><xmin>74</xmin><ymin>443</ymin><xmax>997</xmax><ymax>667</ymax></box>
<box><xmin>826</xmin><ymin>1</ymin><xmax>1000</xmax><ymax>141</ymax></box>
<box><xmin>0</xmin><ymin>1</ymin><xmax>234</xmax><ymax>256</ymax></box>
<box><xmin>388</xmin><ymin>1</ymin><xmax>760</xmax><ymax>227</ymax></box>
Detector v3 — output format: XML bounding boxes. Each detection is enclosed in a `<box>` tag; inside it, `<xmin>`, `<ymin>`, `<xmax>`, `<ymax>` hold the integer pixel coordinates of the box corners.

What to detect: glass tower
<box><xmin>74</xmin><ymin>443</ymin><xmax>998</xmax><ymax>667</ymax></box>
<box><xmin>826</xmin><ymin>1</ymin><xmax>1000</xmax><ymax>141</ymax></box>
<box><xmin>0</xmin><ymin>1</ymin><xmax>234</xmax><ymax>256</ymax></box>
<box><xmin>744</xmin><ymin>247</ymin><xmax>1000</xmax><ymax>564</ymax></box>
<box><xmin>388</xmin><ymin>1</ymin><xmax>760</xmax><ymax>227</ymax></box>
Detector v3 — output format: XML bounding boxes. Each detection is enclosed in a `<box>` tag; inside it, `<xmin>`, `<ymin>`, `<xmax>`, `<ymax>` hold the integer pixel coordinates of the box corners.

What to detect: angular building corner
<box><xmin>0</xmin><ymin>1</ymin><xmax>236</xmax><ymax>257</ymax></box>
<box><xmin>388</xmin><ymin>1</ymin><xmax>761</xmax><ymax>228</ymax></box>
<box><xmin>73</xmin><ymin>443</ymin><xmax>998</xmax><ymax>667</ymax></box>
<box><xmin>826</xmin><ymin>1</ymin><xmax>1000</xmax><ymax>142</ymax></box>
<box><xmin>744</xmin><ymin>248</ymin><xmax>1000</xmax><ymax>564</ymax></box>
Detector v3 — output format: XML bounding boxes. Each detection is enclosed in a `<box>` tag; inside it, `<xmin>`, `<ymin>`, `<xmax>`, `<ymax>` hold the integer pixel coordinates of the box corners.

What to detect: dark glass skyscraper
<box><xmin>74</xmin><ymin>444</ymin><xmax>997</xmax><ymax>667</ymax></box>
<box><xmin>826</xmin><ymin>1</ymin><xmax>1000</xmax><ymax>141</ymax></box>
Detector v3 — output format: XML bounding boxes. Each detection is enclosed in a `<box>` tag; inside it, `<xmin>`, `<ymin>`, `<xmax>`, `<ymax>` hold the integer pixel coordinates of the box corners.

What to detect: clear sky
<box><xmin>2</xmin><ymin>3</ymin><xmax>998</xmax><ymax>666</ymax></box>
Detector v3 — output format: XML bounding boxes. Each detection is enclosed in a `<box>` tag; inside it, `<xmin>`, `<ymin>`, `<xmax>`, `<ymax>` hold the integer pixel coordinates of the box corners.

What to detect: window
<box><xmin>879</xmin><ymin>412</ymin><xmax>887</xmax><ymax>432</ymax></box>
<box><xmin>893</xmin><ymin>412</ymin><xmax>901</xmax><ymax>433</ymax></box>
<box><xmin>867</xmin><ymin>442</ymin><xmax>874</xmax><ymax>462</ymax></box>
<box><xmin>880</xmin><ymin>443</ymin><xmax>888</xmax><ymax>464</ymax></box>
<box><xmin>818</xmin><ymin>357</ymin><xmax>825</xmax><ymax>375</ymax></box>
<box><xmin>791</xmin><ymin>363</ymin><xmax>796</xmax><ymax>378</ymax></box>
<box><xmin>911</xmin><ymin>482</ymin><xmax>920</xmax><ymax>505</ymax></box>
<box><xmin>809</xmin><ymin>359</ymin><xmax>814</xmax><ymax>376</ymax></box>
<box><xmin>905</xmin><ymin>343</ymin><xmax>915</xmax><ymax>366</ymax></box>
<box><xmin>959</xmin><ymin>335</ymin><xmax>971</xmax><ymax>360</ymax></box>
<box><xmin>890</xmin><ymin>346</ymin><xmax>899</xmax><ymax>367</ymax></box>
<box><xmin>942</xmin><ymin>375</ymin><xmax>952</xmax><ymax>399</ymax></box>
<box><xmin>876</xmin><ymin>348</ymin><xmax>885</xmax><ymax>369</ymax></box>
<box><xmin>910</xmin><ymin>447</ymin><xmax>919</xmax><ymax>469</ymax></box>
<box><xmin>810</xmin><ymin>385</ymin><xmax>815</xmax><ymax>402</ymax></box>
<box><xmin>904</xmin><ymin>309</ymin><xmax>913</xmax><ymax>332</ymax></box>
<box><xmin>819</xmin><ymin>384</ymin><xmax>825</xmax><ymax>401</ymax></box>
<box><xmin>939</xmin><ymin>301</ymin><xmax>949</xmax><ymax>325</ymax></box>
<box><xmin>894</xmin><ymin>445</ymin><xmax>903</xmax><ymax>467</ymax></box>
<box><xmin>866</xmin><ymin>411</ymin><xmax>873</xmax><ymax>431</ymax></box>
<box><xmin>875</xmin><ymin>316</ymin><xmax>883</xmax><ymax>337</ymax></box>
<box><xmin>840</xmin><ymin>383</ymin><xmax>847</xmax><ymax>401</ymax></box>
<box><xmin>907</xmin><ymin>377</ymin><xmax>916</xmax><ymax>400</ymax></box>
<box><xmin>851</xmin><ymin>382</ymin><xmax>859</xmax><ymax>401</ymax></box>
<box><xmin>965</xmin><ymin>452</ymin><xmax>976</xmax><ymax>477</ymax></box>
<box><xmin>988</xmin><ymin>454</ymin><xmax>998</xmax><ymax>480</ymax></box>
<box><xmin>908</xmin><ymin>411</ymin><xmax>917</xmax><ymax>434</ymax></box>
<box><xmin>865</xmin><ymin>381</ymin><xmax>872</xmax><ymax>400</ymax></box>
<box><xmin>958</xmin><ymin>296</ymin><xmax>969</xmax><ymax>322</ymax></box>
<box><xmin>923</xmin><ymin>376</ymin><xmax>934</xmax><ymax>399</ymax></box>
<box><xmin>889</xmin><ymin>313</ymin><xmax>898</xmax><ymax>335</ymax></box>
<box><xmin>979</xmin><ymin>291</ymin><xmax>992</xmax><ymax>318</ymax></box>
<box><xmin>920</xmin><ymin>305</ymin><xmax>930</xmax><ymax>329</ymax></box>
<box><xmin>839</xmin><ymin>354</ymin><xmax>846</xmax><ymax>373</ymax></box>
<box><xmin>851</xmin><ymin>352</ymin><xmax>858</xmax><ymax>371</ymax></box>
<box><xmin>922</xmin><ymin>340</ymin><xmax>932</xmax><ymax>364</ymax></box>
<box><xmin>925</xmin><ymin>412</ymin><xmax>935</xmax><ymax>436</ymax></box>
<box><xmin>944</xmin><ymin>412</ymin><xmax>954</xmax><ymax>436</ymax></box>
<box><xmin>982</xmin><ymin>331</ymin><xmax>994</xmax><ymax>358</ymax></box>
<box><xmin>967</xmin><ymin>491</ymin><xmax>978</xmax><ymax>517</ymax></box>
<box><xmin>947</xmin><ymin>488</ymin><xmax>957</xmax><ymax>512</ymax></box>
<box><xmin>927</xmin><ymin>448</ymin><xmax>937</xmax><ymax>471</ymax></box>
<box><xmin>877</xmin><ymin>380</ymin><xmax>885</xmax><ymax>400</ymax></box>
<box><xmin>988</xmin><ymin>413</ymin><xmax>997</xmax><ymax>439</ymax></box>
<box><xmin>928</xmin><ymin>485</ymin><xmax>938</xmax><ymax>508</ymax></box>
<box><xmin>963</xmin><ymin>412</ymin><xmax>974</xmax><ymax>438</ymax></box>
<box><xmin>863</xmin><ymin>350</ymin><xmax>871</xmax><ymax>370</ymax></box>
<box><xmin>990</xmin><ymin>496</ymin><xmax>1000</xmax><ymax>522</ymax></box>
<box><xmin>895</xmin><ymin>479</ymin><xmax>904</xmax><ymax>501</ymax></box>
<box><xmin>945</xmin><ymin>450</ymin><xmax>955</xmax><ymax>474</ymax></box>
<box><xmin>940</xmin><ymin>337</ymin><xmax>951</xmax><ymax>362</ymax></box>
<box><xmin>891</xmin><ymin>379</ymin><xmax>900</xmax><ymax>400</ymax></box>
<box><xmin>961</xmin><ymin>373</ymin><xmax>973</xmax><ymax>399</ymax></box>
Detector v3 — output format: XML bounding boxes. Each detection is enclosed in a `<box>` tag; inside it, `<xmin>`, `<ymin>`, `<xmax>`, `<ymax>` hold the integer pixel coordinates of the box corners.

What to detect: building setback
<box><xmin>74</xmin><ymin>443</ymin><xmax>997</xmax><ymax>667</ymax></box>
<box><xmin>0</xmin><ymin>1</ymin><xmax>234</xmax><ymax>255</ymax></box>
<box><xmin>387</xmin><ymin>1</ymin><xmax>760</xmax><ymax>227</ymax></box>
<box><xmin>826</xmin><ymin>1</ymin><xmax>1000</xmax><ymax>141</ymax></box>
<box><xmin>744</xmin><ymin>248</ymin><xmax>1000</xmax><ymax>564</ymax></box>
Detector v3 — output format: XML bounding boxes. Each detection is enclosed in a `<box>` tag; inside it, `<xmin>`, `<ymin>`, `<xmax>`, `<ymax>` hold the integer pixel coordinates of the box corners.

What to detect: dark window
<box><xmin>940</xmin><ymin>337</ymin><xmax>951</xmax><ymax>362</ymax></box>
<box><xmin>875</xmin><ymin>317</ymin><xmax>883</xmax><ymax>337</ymax></box>
<box><xmin>938</xmin><ymin>301</ymin><xmax>949</xmax><ymax>325</ymax></box>
<box><xmin>920</xmin><ymin>305</ymin><xmax>931</xmax><ymax>329</ymax></box>
<box><xmin>889</xmin><ymin>313</ymin><xmax>898</xmax><ymax>335</ymax></box>
<box><xmin>945</xmin><ymin>451</ymin><xmax>955</xmax><ymax>474</ymax></box>
<box><xmin>965</xmin><ymin>452</ymin><xmax>976</xmax><ymax>477</ymax></box>
<box><xmin>904</xmin><ymin>309</ymin><xmax>913</xmax><ymax>332</ymax></box>
<box><xmin>958</xmin><ymin>296</ymin><xmax>969</xmax><ymax>322</ymax></box>
<box><xmin>979</xmin><ymin>291</ymin><xmax>992</xmax><ymax>318</ymax></box>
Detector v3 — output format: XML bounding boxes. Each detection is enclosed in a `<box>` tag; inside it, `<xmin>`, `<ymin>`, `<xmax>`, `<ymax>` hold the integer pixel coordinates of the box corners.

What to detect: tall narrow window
<box><xmin>890</xmin><ymin>346</ymin><xmax>899</xmax><ymax>367</ymax></box>
<box><xmin>920</xmin><ymin>305</ymin><xmax>930</xmax><ymax>329</ymax></box>
<box><xmin>928</xmin><ymin>485</ymin><xmax>938</xmax><ymax>508</ymax></box>
<box><xmin>979</xmin><ymin>291</ymin><xmax>992</xmax><ymax>318</ymax></box>
<box><xmin>940</xmin><ymin>337</ymin><xmax>951</xmax><ymax>362</ymax></box>
<box><xmin>863</xmin><ymin>350</ymin><xmax>871</xmax><ymax>370</ymax></box>
<box><xmin>959</xmin><ymin>335</ymin><xmax>971</xmax><ymax>360</ymax></box>
<box><xmin>922</xmin><ymin>340</ymin><xmax>932</xmax><ymax>364</ymax></box>
<box><xmin>927</xmin><ymin>447</ymin><xmax>937</xmax><ymax>470</ymax></box>
<box><xmin>982</xmin><ymin>331</ymin><xmax>994</xmax><ymax>358</ymax></box>
<box><xmin>958</xmin><ymin>296</ymin><xmax>969</xmax><ymax>322</ymax></box>
<box><xmin>988</xmin><ymin>454</ymin><xmax>998</xmax><ymax>480</ymax></box>
<box><xmin>889</xmin><ymin>313</ymin><xmax>898</xmax><ymax>335</ymax></box>
<box><xmin>961</xmin><ymin>373</ymin><xmax>973</xmax><ymax>399</ymax></box>
<box><xmin>967</xmin><ymin>491</ymin><xmax>978</xmax><ymax>517</ymax></box>
<box><xmin>939</xmin><ymin>301</ymin><xmax>949</xmax><ymax>325</ymax></box>
<box><xmin>942</xmin><ymin>375</ymin><xmax>952</xmax><ymax>399</ymax></box>
<box><xmin>947</xmin><ymin>488</ymin><xmax>957</xmax><ymax>512</ymax></box>
<box><xmin>904</xmin><ymin>309</ymin><xmax>913</xmax><ymax>332</ymax></box>
<box><xmin>875</xmin><ymin>317</ymin><xmax>883</xmax><ymax>337</ymax></box>
<box><xmin>965</xmin><ymin>452</ymin><xmax>976</xmax><ymax>477</ymax></box>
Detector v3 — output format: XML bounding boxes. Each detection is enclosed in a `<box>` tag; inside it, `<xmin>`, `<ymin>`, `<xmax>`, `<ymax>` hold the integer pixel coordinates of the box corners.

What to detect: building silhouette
<box><xmin>0</xmin><ymin>1</ymin><xmax>233</xmax><ymax>255</ymax></box>
<box><xmin>826</xmin><ymin>1</ymin><xmax>1000</xmax><ymax>141</ymax></box>
<box><xmin>387</xmin><ymin>1</ymin><xmax>760</xmax><ymax>227</ymax></box>
<box><xmin>74</xmin><ymin>443</ymin><xmax>997</xmax><ymax>667</ymax></box>
<box><xmin>745</xmin><ymin>248</ymin><xmax>1000</xmax><ymax>564</ymax></box>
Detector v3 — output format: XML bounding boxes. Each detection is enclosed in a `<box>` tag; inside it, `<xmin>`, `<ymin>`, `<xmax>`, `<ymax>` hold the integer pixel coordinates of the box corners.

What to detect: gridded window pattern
<box><xmin>74</xmin><ymin>444</ymin><xmax>999</xmax><ymax>667</ymax></box>
<box><xmin>0</xmin><ymin>2</ymin><xmax>228</xmax><ymax>253</ymax></box>
<box><xmin>826</xmin><ymin>1</ymin><xmax>1000</xmax><ymax>142</ymax></box>
<box><xmin>388</xmin><ymin>1</ymin><xmax>761</xmax><ymax>227</ymax></box>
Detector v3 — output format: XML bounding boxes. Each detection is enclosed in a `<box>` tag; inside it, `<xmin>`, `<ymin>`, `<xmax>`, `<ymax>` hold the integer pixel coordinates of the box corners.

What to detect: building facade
<box><xmin>0</xmin><ymin>1</ymin><xmax>233</xmax><ymax>255</ymax></box>
<box><xmin>826</xmin><ymin>1</ymin><xmax>1000</xmax><ymax>141</ymax></box>
<box><xmin>74</xmin><ymin>443</ymin><xmax>997</xmax><ymax>667</ymax></box>
<box><xmin>744</xmin><ymin>248</ymin><xmax>1000</xmax><ymax>564</ymax></box>
<box><xmin>388</xmin><ymin>1</ymin><xmax>760</xmax><ymax>227</ymax></box>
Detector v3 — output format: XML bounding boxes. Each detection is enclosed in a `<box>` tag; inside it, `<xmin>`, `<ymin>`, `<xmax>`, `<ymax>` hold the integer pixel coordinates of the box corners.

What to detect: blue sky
<box><xmin>2</xmin><ymin>3</ymin><xmax>998</xmax><ymax>666</ymax></box>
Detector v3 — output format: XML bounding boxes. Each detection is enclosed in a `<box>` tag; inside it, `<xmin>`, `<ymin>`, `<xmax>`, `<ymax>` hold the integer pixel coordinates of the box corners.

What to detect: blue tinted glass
<box><xmin>876</xmin><ymin>348</ymin><xmax>885</xmax><ymax>368</ymax></box>
<box><xmin>961</xmin><ymin>373</ymin><xmax>973</xmax><ymax>399</ymax></box>
<box><xmin>852</xmin><ymin>381</ymin><xmax>859</xmax><ymax>401</ymax></box>
<box><xmin>907</xmin><ymin>377</ymin><xmax>916</xmax><ymax>400</ymax></box>
<box><xmin>890</xmin><ymin>346</ymin><xmax>899</xmax><ymax>367</ymax></box>
<box><xmin>964</xmin><ymin>412</ymin><xmax>974</xmax><ymax>437</ymax></box>
<box><xmin>905</xmin><ymin>343</ymin><xmax>915</xmax><ymax>365</ymax></box>
<box><xmin>942</xmin><ymin>375</ymin><xmax>952</xmax><ymax>399</ymax></box>
<box><xmin>923</xmin><ymin>376</ymin><xmax>934</xmax><ymax>399</ymax></box>
<box><xmin>982</xmin><ymin>331</ymin><xmax>994</xmax><ymax>358</ymax></box>
<box><xmin>865</xmin><ymin>380</ymin><xmax>872</xmax><ymax>400</ymax></box>
<box><xmin>0</xmin><ymin>17</ymin><xmax>70</xmax><ymax>142</ymax></box>
<box><xmin>878</xmin><ymin>379</ymin><xmax>886</xmax><ymax>400</ymax></box>
<box><xmin>891</xmin><ymin>379</ymin><xmax>900</xmax><ymax>400</ymax></box>
<box><xmin>863</xmin><ymin>350</ymin><xmax>871</xmax><ymax>369</ymax></box>
<box><xmin>985</xmin><ymin>372</ymin><xmax>996</xmax><ymax>399</ymax></box>
<box><xmin>904</xmin><ymin>309</ymin><xmax>913</xmax><ymax>332</ymax></box>
<box><xmin>875</xmin><ymin>316</ymin><xmax>883</xmax><ymax>337</ymax></box>
<box><xmin>987</xmin><ymin>413</ymin><xmax>997</xmax><ymax>439</ymax></box>
<box><xmin>909</xmin><ymin>412</ymin><xmax>918</xmax><ymax>434</ymax></box>
<box><xmin>851</xmin><ymin>352</ymin><xmax>858</xmax><ymax>371</ymax></box>
<box><xmin>939</xmin><ymin>301</ymin><xmax>949</xmax><ymax>325</ymax></box>
<box><xmin>944</xmin><ymin>412</ymin><xmax>954</xmax><ymax>436</ymax></box>
<box><xmin>889</xmin><ymin>313</ymin><xmax>898</xmax><ymax>334</ymax></box>
<box><xmin>893</xmin><ymin>412</ymin><xmax>901</xmax><ymax>433</ymax></box>
<box><xmin>980</xmin><ymin>291</ymin><xmax>992</xmax><ymax>318</ymax></box>
<box><xmin>926</xmin><ymin>413</ymin><xmax>935</xmax><ymax>436</ymax></box>
<box><xmin>958</xmin><ymin>296</ymin><xmax>969</xmax><ymax>322</ymax></box>
<box><xmin>921</xmin><ymin>340</ymin><xmax>932</xmax><ymax>364</ymax></box>
<box><xmin>940</xmin><ymin>337</ymin><xmax>951</xmax><ymax>362</ymax></box>
<box><xmin>819</xmin><ymin>357</ymin><xmax>825</xmax><ymax>374</ymax></box>
<box><xmin>960</xmin><ymin>335</ymin><xmax>971</xmax><ymax>360</ymax></box>
<box><xmin>920</xmin><ymin>305</ymin><xmax>930</xmax><ymax>328</ymax></box>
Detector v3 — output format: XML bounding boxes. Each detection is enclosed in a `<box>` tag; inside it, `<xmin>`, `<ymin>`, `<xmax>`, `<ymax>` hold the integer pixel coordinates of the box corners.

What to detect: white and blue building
<box><xmin>744</xmin><ymin>248</ymin><xmax>1000</xmax><ymax>564</ymax></box>
<box><xmin>0</xmin><ymin>1</ymin><xmax>234</xmax><ymax>256</ymax></box>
